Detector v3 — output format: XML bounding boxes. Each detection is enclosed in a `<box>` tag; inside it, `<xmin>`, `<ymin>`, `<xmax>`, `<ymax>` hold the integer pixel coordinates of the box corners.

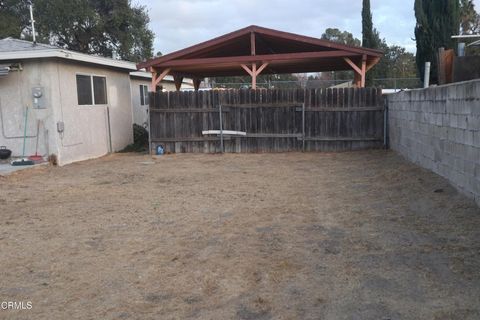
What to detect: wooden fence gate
<box><xmin>149</xmin><ymin>88</ymin><xmax>384</xmax><ymax>153</ymax></box>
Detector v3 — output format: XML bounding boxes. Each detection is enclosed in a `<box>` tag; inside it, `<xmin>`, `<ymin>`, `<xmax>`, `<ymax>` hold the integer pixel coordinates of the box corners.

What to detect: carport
<box><xmin>137</xmin><ymin>25</ymin><xmax>383</xmax><ymax>90</ymax></box>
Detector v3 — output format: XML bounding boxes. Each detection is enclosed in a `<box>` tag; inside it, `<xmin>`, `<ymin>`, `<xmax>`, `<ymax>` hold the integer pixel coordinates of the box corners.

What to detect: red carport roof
<box><xmin>137</xmin><ymin>25</ymin><xmax>383</xmax><ymax>78</ymax></box>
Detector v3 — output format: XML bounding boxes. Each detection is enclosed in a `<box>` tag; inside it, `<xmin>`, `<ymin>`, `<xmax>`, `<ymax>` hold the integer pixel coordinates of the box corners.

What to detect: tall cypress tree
<box><xmin>414</xmin><ymin>0</ymin><xmax>460</xmax><ymax>83</ymax></box>
<box><xmin>362</xmin><ymin>0</ymin><xmax>383</xmax><ymax>86</ymax></box>
<box><xmin>362</xmin><ymin>0</ymin><xmax>376</xmax><ymax>48</ymax></box>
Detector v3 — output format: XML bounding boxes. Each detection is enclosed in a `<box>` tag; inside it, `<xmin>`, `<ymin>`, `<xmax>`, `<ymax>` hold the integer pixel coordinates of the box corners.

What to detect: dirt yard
<box><xmin>1</xmin><ymin>151</ymin><xmax>479</xmax><ymax>319</ymax></box>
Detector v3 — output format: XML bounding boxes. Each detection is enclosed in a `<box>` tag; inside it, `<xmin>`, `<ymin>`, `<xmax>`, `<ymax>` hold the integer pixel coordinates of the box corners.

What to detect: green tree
<box><xmin>460</xmin><ymin>0</ymin><xmax>479</xmax><ymax>34</ymax></box>
<box><xmin>1</xmin><ymin>0</ymin><xmax>154</xmax><ymax>62</ymax></box>
<box><xmin>384</xmin><ymin>45</ymin><xmax>417</xmax><ymax>78</ymax></box>
<box><xmin>0</xmin><ymin>0</ymin><xmax>29</xmax><ymax>39</ymax></box>
<box><xmin>414</xmin><ymin>0</ymin><xmax>460</xmax><ymax>83</ymax></box>
<box><xmin>321</xmin><ymin>27</ymin><xmax>417</xmax><ymax>88</ymax></box>
<box><xmin>321</xmin><ymin>28</ymin><xmax>361</xmax><ymax>47</ymax></box>
<box><xmin>321</xmin><ymin>28</ymin><xmax>361</xmax><ymax>81</ymax></box>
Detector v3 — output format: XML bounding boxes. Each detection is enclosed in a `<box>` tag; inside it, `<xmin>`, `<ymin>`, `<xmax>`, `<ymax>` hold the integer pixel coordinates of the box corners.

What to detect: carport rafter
<box><xmin>241</xmin><ymin>62</ymin><xmax>269</xmax><ymax>89</ymax></box>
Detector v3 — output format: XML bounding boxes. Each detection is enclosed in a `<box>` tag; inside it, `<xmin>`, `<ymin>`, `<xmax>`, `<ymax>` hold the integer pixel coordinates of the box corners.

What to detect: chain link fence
<box><xmin>205</xmin><ymin>78</ymin><xmax>422</xmax><ymax>90</ymax></box>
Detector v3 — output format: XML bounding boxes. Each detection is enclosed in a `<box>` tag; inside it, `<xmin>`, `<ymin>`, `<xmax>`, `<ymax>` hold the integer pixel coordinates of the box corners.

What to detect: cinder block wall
<box><xmin>387</xmin><ymin>80</ymin><xmax>480</xmax><ymax>206</ymax></box>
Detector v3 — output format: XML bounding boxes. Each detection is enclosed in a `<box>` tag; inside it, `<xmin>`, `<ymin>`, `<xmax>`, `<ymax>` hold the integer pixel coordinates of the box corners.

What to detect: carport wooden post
<box><xmin>302</xmin><ymin>103</ymin><xmax>305</xmax><ymax>152</ymax></box>
<box><xmin>361</xmin><ymin>55</ymin><xmax>366</xmax><ymax>87</ymax></box>
<box><xmin>344</xmin><ymin>56</ymin><xmax>367</xmax><ymax>88</ymax></box>
<box><xmin>345</xmin><ymin>55</ymin><xmax>380</xmax><ymax>87</ymax></box>
<box><xmin>219</xmin><ymin>104</ymin><xmax>224</xmax><ymax>153</ymax></box>
<box><xmin>238</xmin><ymin>31</ymin><xmax>270</xmax><ymax>89</ymax></box>
<box><xmin>343</xmin><ymin>55</ymin><xmax>367</xmax><ymax>88</ymax></box>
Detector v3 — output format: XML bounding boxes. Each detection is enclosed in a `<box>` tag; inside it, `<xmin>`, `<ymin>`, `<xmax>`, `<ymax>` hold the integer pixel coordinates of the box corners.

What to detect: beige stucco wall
<box><xmin>54</xmin><ymin>60</ymin><xmax>133</xmax><ymax>165</ymax></box>
<box><xmin>0</xmin><ymin>60</ymin><xmax>59</xmax><ymax>159</ymax></box>
<box><xmin>0</xmin><ymin>58</ymin><xmax>134</xmax><ymax>166</ymax></box>
<box><xmin>130</xmin><ymin>77</ymin><xmax>150</xmax><ymax>127</ymax></box>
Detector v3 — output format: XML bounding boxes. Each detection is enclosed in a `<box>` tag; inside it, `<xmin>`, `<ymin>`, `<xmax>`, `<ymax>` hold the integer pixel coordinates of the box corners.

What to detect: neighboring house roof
<box><xmin>0</xmin><ymin>37</ymin><xmax>136</xmax><ymax>71</ymax></box>
<box><xmin>129</xmin><ymin>70</ymin><xmax>194</xmax><ymax>85</ymax></box>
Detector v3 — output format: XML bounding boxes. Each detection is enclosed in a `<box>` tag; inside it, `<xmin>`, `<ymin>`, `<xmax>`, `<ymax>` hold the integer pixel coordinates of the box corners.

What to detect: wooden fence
<box><xmin>149</xmin><ymin>88</ymin><xmax>384</xmax><ymax>153</ymax></box>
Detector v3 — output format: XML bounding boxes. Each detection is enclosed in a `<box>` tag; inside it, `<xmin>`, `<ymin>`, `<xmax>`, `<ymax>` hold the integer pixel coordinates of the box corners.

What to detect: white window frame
<box><xmin>76</xmin><ymin>73</ymin><xmax>108</xmax><ymax>106</ymax></box>
<box><xmin>140</xmin><ymin>84</ymin><xmax>149</xmax><ymax>106</ymax></box>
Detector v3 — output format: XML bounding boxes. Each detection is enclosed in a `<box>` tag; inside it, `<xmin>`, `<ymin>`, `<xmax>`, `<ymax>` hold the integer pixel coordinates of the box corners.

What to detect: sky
<box><xmin>136</xmin><ymin>0</ymin><xmax>480</xmax><ymax>55</ymax></box>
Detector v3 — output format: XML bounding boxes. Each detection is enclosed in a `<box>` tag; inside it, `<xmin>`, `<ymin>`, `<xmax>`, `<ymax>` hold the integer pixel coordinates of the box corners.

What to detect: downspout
<box><xmin>106</xmin><ymin>106</ymin><xmax>112</xmax><ymax>153</ymax></box>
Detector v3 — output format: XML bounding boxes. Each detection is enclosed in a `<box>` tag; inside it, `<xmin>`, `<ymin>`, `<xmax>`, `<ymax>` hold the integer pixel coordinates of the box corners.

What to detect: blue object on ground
<box><xmin>156</xmin><ymin>145</ymin><xmax>164</xmax><ymax>155</ymax></box>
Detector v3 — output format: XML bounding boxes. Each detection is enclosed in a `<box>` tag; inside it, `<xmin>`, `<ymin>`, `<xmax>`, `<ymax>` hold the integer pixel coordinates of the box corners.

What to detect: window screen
<box><xmin>76</xmin><ymin>75</ymin><xmax>93</xmax><ymax>105</ymax></box>
<box><xmin>140</xmin><ymin>85</ymin><xmax>149</xmax><ymax>106</ymax></box>
<box><xmin>93</xmin><ymin>76</ymin><xmax>107</xmax><ymax>105</ymax></box>
<box><xmin>144</xmin><ymin>85</ymin><xmax>149</xmax><ymax>106</ymax></box>
<box><xmin>140</xmin><ymin>84</ymin><xmax>145</xmax><ymax>105</ymax></box>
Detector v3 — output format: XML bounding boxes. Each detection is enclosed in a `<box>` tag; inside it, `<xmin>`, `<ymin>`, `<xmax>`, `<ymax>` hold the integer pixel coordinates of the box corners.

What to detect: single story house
<box><xmin>0</xmin><ymin>38</ymin><xmax>192</xmax><ymax>166</ymax></box>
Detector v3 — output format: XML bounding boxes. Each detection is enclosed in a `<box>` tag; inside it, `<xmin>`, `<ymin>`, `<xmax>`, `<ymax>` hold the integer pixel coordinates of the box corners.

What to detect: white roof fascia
<box><xmin>451</xmin><ymin>34</ymin><xmax>480</xmax><ymax>39</ymax></box>
<box><xmin>0</xmin><ymin>49</ymin><xmax>137</xmax><ymax>71</ymax></box>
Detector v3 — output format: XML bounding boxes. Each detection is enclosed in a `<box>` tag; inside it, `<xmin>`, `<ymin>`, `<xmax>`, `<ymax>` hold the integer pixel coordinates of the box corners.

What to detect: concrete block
<box><xmin>461</xmin><ymin>143</ymin><xmax>474</xmax><ymax>157</ymax></box>
<box><xmin>475</xmin><ymin>164</ymin><xmax>480</xmax><ymax>178</ymax></box>
<box><xmin>454</xmin><ymin>157</ymin><xmax>465</xmax><ymax>172</ymax></box>
<box><xmin>464</xmin><ymin>130</ymin><xmax>475</xmax><ymax>146</ymax></box>
<box><xmin>471</xmin><ymin>105</ymin><xmax>480</xmax><ymax>116</ymax></box>
<box><xmin>475</xmin><ymin>131</ymin><xmax>480</xmax><ymax>148</ymax></box>
<box><xmin>449</xmin><ymin>114</ymin><xmax>459</xmax><ymax>128</ymax></box>
<box><xmin>427</xmin><ymin>124</ymin><xmax>436</xmax><ymax>137</ymax></box>
<box><xmin>434</xmin><ymin>125</ymin><xmax>447</xmax><ymax>140</ymax></box>
<box><xmin>444</xmin><ymin>140</ymin><xmax>456</xmax><ymax>155</ymax></box>
<box><xmin>464</xmin><ymin>160</ymin><xmax>476</xmax><ymax>176</ymax></box>
<box><xmin>457</xmin><ymin>115</ymin><xmax>468</xmax><ymax>129</ymax></box>
<box><xmin>442</xmin><ymin>114</ymin><xmax>451</xmax><ymax>126</ymax></box>
<box><xmin>424</xmin><ymin>112</ymin><xmax>434</xmax><ymax>124</ymax></box>
<box><xmin>446</xmin><ymin>102</ymin><xmax>458</xmax><ymax>114</ymax></box>
<box><xmin>467</xmin><ymin>116</ymin><xmax>480</xmax><ymax>131</ymax></box>
<box><xmin>433</xmin><ymin>141</ymin><xmax>445</xmax><ymax>163</ymax></box>
<box><xmin>447</xmin><ymin>128</ymin><xmax>456</xmax><ymax>142</ymax></box>
<box><xmin>440</xmin><ymin>164</ymin><xmax>455</xmax><ymax>179</ymax></box>
<box><xmin>420</xmin><ymin>122</ymin><xmax>430</xmax><ymax>135</ymax></box>
<box><xmin>445</xmin><ymin>153</ymin><xmax>457</xmax><ymax>168</ymax></box>
<box><xmin>455</xmin><ymin>128</ymin><xmax>466</xmax><ymax>144</ymax></box>
<box><xmin>423</xmin><ymin>144</ymin><xmax>435</xmax><ymax>160</ymax></box>
<box><xmin>467</xmin><ymin>176</ymin><xmax>480</xmax><ymax>195</ymax></box>
<box><xmin>432</xmin><ymin>101</ymin><xmax>447</xmax><ymax>114</ymax></box>
<box><xmin>465</xmin><ymin>81</ymin><xmax>480</xmax><ymax>101</ymax></box>
<box><xmin>465</xmin><ymin>145</ymin><xmax>480</xmax><ymax>161</ymax></box>
<box><xmin>446</xmin><ymin>98</ymin><xmax>471</xmax><ymax>114</ymax></box>
<box><xmin>449</xmin><ymin>169</ymin><xmax>466</xmax><ymax>188</ymax></box>
<box><xmin>421</xmin><ymin>155</ymin><xmax>435</xmax><ymax>170</ymax></box>
<box><xmin>411</xmin><ymin>112</ymin><xmax>417</xmax><ymax>121</ymax></box>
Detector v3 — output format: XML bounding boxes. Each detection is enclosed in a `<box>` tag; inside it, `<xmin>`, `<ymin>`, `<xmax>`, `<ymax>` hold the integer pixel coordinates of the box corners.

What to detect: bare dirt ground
<box><xmin>1</xmin><ymin>150</ymin><xmax>480</xmax><ymax>320</ymax></box>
